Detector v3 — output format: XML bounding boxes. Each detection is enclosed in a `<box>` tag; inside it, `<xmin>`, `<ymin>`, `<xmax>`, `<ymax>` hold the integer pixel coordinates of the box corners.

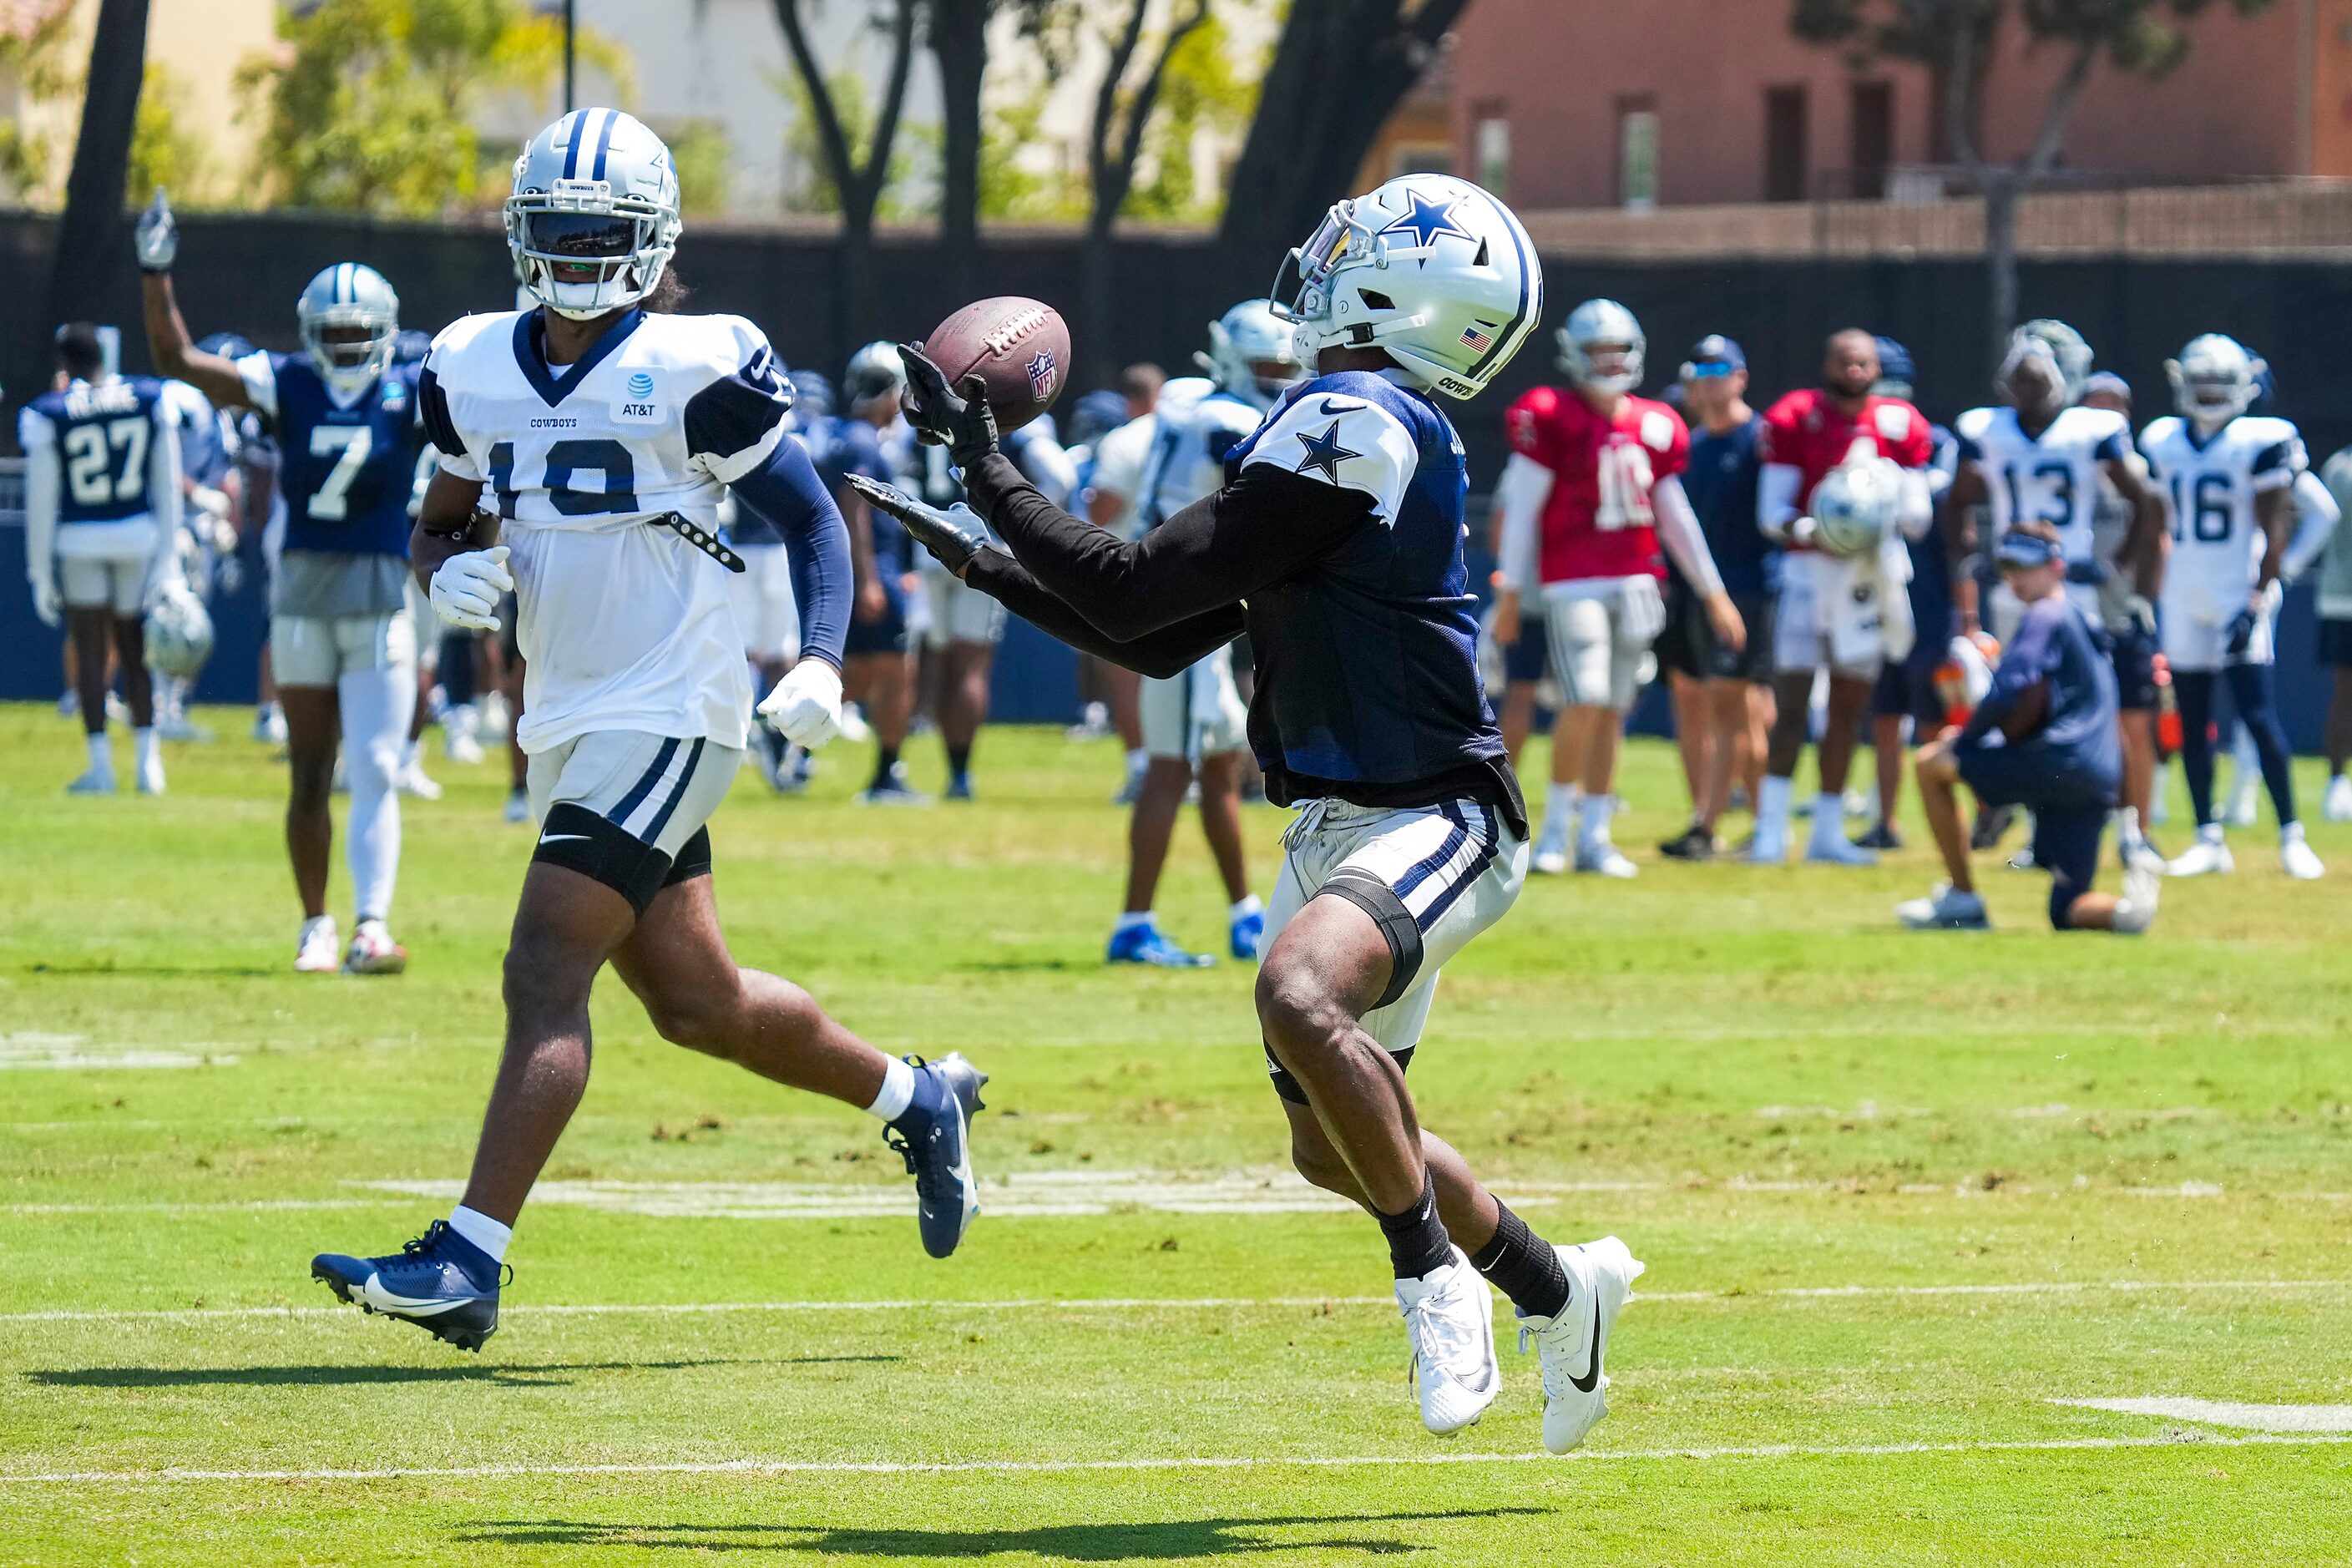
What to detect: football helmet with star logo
<box><xmin>1274</xmin><ymin>173</ymin><xmax>1542</xmax><ymax>400</ymax></box>
<box><xmin>1556</xmin><ymin>298</ymin><xmax>1645</xmax><ymax>395</ymax></box>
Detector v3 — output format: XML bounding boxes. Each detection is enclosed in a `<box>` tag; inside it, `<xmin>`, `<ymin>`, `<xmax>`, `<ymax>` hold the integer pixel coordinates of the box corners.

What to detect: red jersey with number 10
<box><xmin>1758</xmin><ymin>387</ymin><xmax>1934</xmax><ymax>511</ymax></box>
<box><xmin>1505</xmin><ymin>384</ymin><xmax>1690</xmax><ymax>584</ymax></box>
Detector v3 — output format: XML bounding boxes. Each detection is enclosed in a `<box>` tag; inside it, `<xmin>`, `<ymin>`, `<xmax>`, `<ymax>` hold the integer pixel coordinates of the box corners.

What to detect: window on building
<box><xmin>1851</xmin><ymin>81</ymin><xmax>1893</xmax><ymax>199</ymax></box>
<box><xmin>1475</xmin><ymin>114</ymin><xmax>1510</xmax><ymax>197</ymax></box>
<box><xmin>1392</xmin><ymin>144</ymin><xmax>1454</xmax><ymax>178</ymax></box>
<box><xmin>1617</xmin><ymin>97</ymin><xmax>1659</xmax><ymax>210</ymax></box>
<box><xmin>1764</xmin><ymin>85</ymin><xmax>1808</xmax><ymax>202</ymax></box>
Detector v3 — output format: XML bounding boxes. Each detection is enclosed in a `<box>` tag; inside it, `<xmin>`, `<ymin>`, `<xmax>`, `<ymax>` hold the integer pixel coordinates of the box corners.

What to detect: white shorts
<box><xmin>726</xmin><ymin>541</ymin><xmax>800</xmax><ymax>661</ymax></box>
<box><xmin>1541</xmin><ymin>578</ymin><xmax>1662</xmax><ymax>713</ymax></box>
<box><xmin>2163</xmin><ymin>608</ymin><xmax>2275</xmax><ymax>673</ymax></box>
<box><xmin>1773</xmin><ymin>570</ymin><xmax>1882</xmax><ymax>681</ymax></box>
<box><xmin>921</xmin><ymin>566</ymin><xmax>1008</xmax><ymax>649</ymax></box>
<box><xmin>57</xmin><ymin>554</ymin><xmax>153</xmax><ymax>616</ymax></box>
<box><xmin>271</xmin><ymin>606</ymin><xmax>416</xmax><ymax>689</ymax></box>
<box><xmin>1141</xmin><ymin>648</ymin><xmax>1248</xmax><ymax>760</ymax></box>
<box><xmin>1262</xmin><ymin>799</ymin><xmax>1526</xmax><ymax>1087</ymax></box>
<box><xmin>526</xmin><ymin>729</ymin><xmax>742</xmax><ymax>913</ymax></box>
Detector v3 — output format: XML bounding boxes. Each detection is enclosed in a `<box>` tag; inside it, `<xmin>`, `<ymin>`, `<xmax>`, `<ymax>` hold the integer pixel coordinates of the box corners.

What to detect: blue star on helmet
<box><xmin>1377</xmin><ymin>191</ymin><xmax>1472</xmax><ymax>250</ymax></box>
<box><xmin>1293</xmin><ymin>418</ymin><xmax>1362</xmax><ymax>483</ymax></box>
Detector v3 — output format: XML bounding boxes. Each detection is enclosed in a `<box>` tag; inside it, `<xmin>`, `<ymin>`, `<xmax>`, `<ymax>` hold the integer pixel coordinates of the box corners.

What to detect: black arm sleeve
<box><xmin>962</xmin><ymin>547</ymin><xmax>1245</xmax><ymax>679</ymax></box>
<box><xmin>964</xmin><ymin>449</ymin><xmax>1375</xmax><ymax>640</ymax></box>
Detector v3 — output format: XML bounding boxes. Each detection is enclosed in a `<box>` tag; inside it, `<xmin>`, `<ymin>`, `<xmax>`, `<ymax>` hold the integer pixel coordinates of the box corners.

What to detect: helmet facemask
<box><xmin>508</xmin><ymin>177</ymin><xmax>678</xmax><ymax>321</ymax></box>
<box><xmin>300</xmin><ymin>304</ymin><xmax>397</xmax><ymax>397</ymax></box>
<box><xmin>2167</xmin><ymin>336</ymin><xmax>2261</xmax><ymax>434</ymax></box>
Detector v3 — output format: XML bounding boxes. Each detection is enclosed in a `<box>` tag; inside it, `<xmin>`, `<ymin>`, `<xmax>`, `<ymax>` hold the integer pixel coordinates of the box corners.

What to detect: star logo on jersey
<box><xmin>1377</xmin><ymin>192</ymin><xmax>1472</xmax><ymax>250</ymax></box>
<box><xmin>1292</xmin><ymin>418</ymin><xmax>1361</xmax><ymax>483</ymax></box>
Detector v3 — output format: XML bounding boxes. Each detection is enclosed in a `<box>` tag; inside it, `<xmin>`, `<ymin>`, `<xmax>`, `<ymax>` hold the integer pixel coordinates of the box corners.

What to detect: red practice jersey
<box><xmin>1758</xmin><ymin>388</ymin><xmax>1935</xmax><ymax>510</ymax></box>
<box><xmin>1505</xmin><ymin>384</ymin><xmax>1690</xmax><ymax>584</ymax></box>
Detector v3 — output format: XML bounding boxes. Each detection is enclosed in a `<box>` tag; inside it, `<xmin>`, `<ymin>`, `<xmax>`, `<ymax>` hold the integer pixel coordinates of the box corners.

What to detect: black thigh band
<box><xmin>532</xmin><ymin>802</ymin><xmax>675</xmax><ymax>916</ymax></box>
<box><xmin>1318</xmin><ymin>867</ymin><xmax>1425</xmax><ymax>1012</ymax></box>
<box><xmin>1265</xmin><ymin>1042</ymin><xmax>1416</xmax><ymax>1106</ymax></box>
<box><xmin>663</xmin><ymin>827</ymin><xmax>713</xmax><ymax>888</ymax></box>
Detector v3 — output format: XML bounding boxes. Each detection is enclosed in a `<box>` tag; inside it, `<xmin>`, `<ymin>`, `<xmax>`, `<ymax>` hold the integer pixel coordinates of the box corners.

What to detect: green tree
<box><xmin>664</xmin><ymin>119</ymin><xmax>731</xmax><ymax>216</ymax></box>
<box><xmin>1793</xmin><ymin>0</ymin><xmax>2277</xmax><ymax>363</ymax></box>
<box><xmin>237</xmin><ymin>0</ymin><xmax>633</xmax><ymax>216</ymax></box>
<box><xmin>0</xmin><ymin>0</ymin><xmax>80</xmax><ymax>205</ymax></box>
<box><xmin>1123</xmin><ymin>9</ymin><xmax>1258</xmax><ymax>223</ymax></box>
<box><xmin>129</xmin><ymin>63</ymin><xmax>211</xmax><ymax>205</ymax></box>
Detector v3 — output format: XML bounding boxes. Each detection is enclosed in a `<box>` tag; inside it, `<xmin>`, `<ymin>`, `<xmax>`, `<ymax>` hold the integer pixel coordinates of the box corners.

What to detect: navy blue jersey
<box><xmin>1222</xmin><ymin>369</ymin><xmax>1506</xmax><ymax>802</ymax></box>
<box><xmin>824</xmin><ymin>417</ymin><xmax>908</xmax><ymax>574</ymax></box>
<box><xmin>1965</xmin><ymin>593</ymin><xmax>2120</xmax><ymax>806</ymax></box>
<box><xmin>1682</xmin><ymin>412</ymin><xmax>1775</xmax><ymax>597</ymax></box>
<box><xmin>248</xmin><ymin>352</ymin><xmax>423</xmax><ymax>558</ymax></box>
<box><xmin>23</xmin><ymin>376</ymin><xmax>173</xmax><ymax>524</ymax></box>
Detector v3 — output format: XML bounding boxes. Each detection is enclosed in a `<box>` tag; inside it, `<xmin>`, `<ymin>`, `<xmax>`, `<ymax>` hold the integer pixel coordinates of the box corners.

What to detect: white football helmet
<box><xmin>1998</xmin><ymin>318</ymin><xmax>2092</xmax><ymax>412</ymax></box>
<box><xmin>296</xmin><ymin>263</ymin><xmax>400</xmax><ymax>397</ymax></box>
<box><xmin>1198</xmin><ymin>298</ymin><xmax>1304</xmax><ymax>410</ymax></box>
<box><xmin>844</xmin><ymin>341</ymin><xmax>906</xmax><ymax>410</ymax></box>
<box><xmin>2167</xmin><ymin>333</ymin><xmax>2263</xmax><ymax>432</ymax></box>
<box><xmin>144</xmin><ymin>580</ymin><xmax>214</xmax><ymax>680</ymax></box>
<box><xmin>1274</xmin><ymin>173</ymin><xmax>1542</xmax><ymax>400</ymax></box>
<box><xmin>1812</xmin><ymin>456</ymin><xmax>1904</xmax><ymax>559</ymax></box>
<box><xmin>1557</xmin><ymin>298</ymin><xmax>1644</xmax><ymax>393</ymax></box>
<box><xmin>506</xmin><ymin>107</ymin><xmax>681</xmax><ymax>321</ymax></box>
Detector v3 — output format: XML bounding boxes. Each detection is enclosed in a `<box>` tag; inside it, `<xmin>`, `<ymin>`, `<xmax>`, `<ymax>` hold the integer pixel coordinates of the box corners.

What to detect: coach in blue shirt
<box><xmin>1897</xmin><ymin>522</ymin><xmax>2158</xmax><ymax>933</ymax></box>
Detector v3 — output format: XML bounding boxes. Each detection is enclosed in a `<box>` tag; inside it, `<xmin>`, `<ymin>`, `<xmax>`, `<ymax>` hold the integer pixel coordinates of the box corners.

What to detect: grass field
<box><xmin>4</xmin><ymin>699</ymin><xmax>2350</xmax><ymax>1565</ymax></box>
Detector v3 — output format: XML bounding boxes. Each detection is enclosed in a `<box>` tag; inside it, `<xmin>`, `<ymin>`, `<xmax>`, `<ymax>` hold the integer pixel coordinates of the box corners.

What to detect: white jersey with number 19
<box><xmin>421</xmin><ymin>307</ymin><xmax>795</xmax><ymax>755</ymax></box>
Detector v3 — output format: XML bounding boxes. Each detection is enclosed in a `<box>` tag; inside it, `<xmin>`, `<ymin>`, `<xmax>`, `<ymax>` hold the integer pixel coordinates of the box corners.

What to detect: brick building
<box><xmin>1449</xmin><ymin>0</ymin><xmax>2352</xmax><ymax>210</ymax></box>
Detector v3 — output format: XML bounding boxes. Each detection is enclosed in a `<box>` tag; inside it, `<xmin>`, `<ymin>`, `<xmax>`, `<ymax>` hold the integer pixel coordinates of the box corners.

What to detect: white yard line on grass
<box><xmin>3</xmin><ymin>1430</ymin><xmax>2347</xmax><ymax>1486</ymax></box>
<box><xmin>5</xmin><ymin>1277</ymin><xmax>2346</xmax><ymax>1326</ymax></box>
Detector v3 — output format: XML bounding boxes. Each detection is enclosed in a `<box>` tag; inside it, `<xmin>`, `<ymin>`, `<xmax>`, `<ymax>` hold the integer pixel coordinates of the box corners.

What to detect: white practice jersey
<box><xmin>423</xmin><ymin>308</ymin><xmax>794</xmax><ymax>755</ymax></box>
<box><xmin>1955</xmin><ymin>404</ymin><xmax>2130</xmax><ymax>579</ymax></box>
<box><xmin>1137</xmin><ymin>386</ymin><xmax>1272</xmax><ymax>524</ymax></box>
<box><xmin>2140</xmin><ymin>412</ymin><xmax>2304</xmax><ymax>628</ymax></box>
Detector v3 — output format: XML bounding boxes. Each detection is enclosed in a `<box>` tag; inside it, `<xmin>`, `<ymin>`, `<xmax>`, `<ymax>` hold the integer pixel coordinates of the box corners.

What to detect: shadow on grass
<box><xmin>461</xmin><ymin>1508</ymin><xmax>1544</xmax><ymax>1560</ymax></box>
<box><xmin>28</xmin><ymin>1355</ymin><xmax>895</xmax><ymax>1388</ymax></box>
<box><xmin>23</xmin><ymin>962</ymin><xmax>280</xmax><ymax>978</ymax></box>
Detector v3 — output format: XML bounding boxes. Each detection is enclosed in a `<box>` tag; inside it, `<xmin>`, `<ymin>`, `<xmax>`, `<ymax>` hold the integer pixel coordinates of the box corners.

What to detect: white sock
<box><xmin>1758</xmin><ymin>774</ymin><xmax>1793</xmax><ymax>832</ymax></box>
<box><xmin>1114</xmin><ymin>909</ymin><xmax>1155</xmax><ymax>935</ymax></box>
<box><xmin>86</xmin><ymin>732</ymin><xmax>111</xmax><ymax>771</ymax></box>
<box><xmin>1580</xmin><ymin>792</ymin><xmax>1616</xmax><ymax>848</ymax></box>
<box><xmin>866</xmin><ymin>1055</ymin><xmax>917</xmax><ymax>1123</ymax></box>
<box><xmin>2283</xmin><ymin>820</ymin><xmax>2307</xmax><ymax>845</ymax></box>
<box><xmin>1544</xmin><ymin>781</ymin><xmax>1581</xmax><ymax>841</ymax></box>
<box><xmin>340</xmin><ymin>663</ymin><xmax>413</xmax><ymax>924</ymax></box>
<box><xmin>1808</xmin><ymin>792</ymin><xmax>1843</xmax><ymax>842</ymax></box>
<box><xmin>2117</xmin><ymin>807</ymin><xmax>2144</xmax><ymax>850</ymax></box>
<box><xmin>401</xmin><ymin>737</ymin><xmax>421</xmax><ymax>770</ymax></box>
<box><xmin>134</xmin><ymin>727</ymin><xmax>159</xmax><ymax>769</ymax></box>
<box><xmin>447</xmin><ymin>1205</ymin><xmax>512</xmax><ymax>1263</ymax></box>
<box><xmin>2198</xmin><ymin>822</ymin><xmax>2226</xmax><ymax>845</ymax></box>
<box><xmin>1229</xmin><ymin>893</ymin><xmax>1262</xmax><ymax>920</ymax></box>
<box><xmin>1125</xmin><ymin>749</ymin><xmax>1147</xmax><ymax>774</ymax></box>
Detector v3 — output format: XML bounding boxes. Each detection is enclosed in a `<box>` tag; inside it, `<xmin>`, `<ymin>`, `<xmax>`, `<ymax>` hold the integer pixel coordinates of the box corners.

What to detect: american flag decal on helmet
<box><xmin>1459</xmin><ymin>323</ymin><xmax>1495</xmax><ymax>353</ymax></box>
<box><xmin>1026</xmin><ymin>351</ymin><xmax>1058</xmax><ymax>400</ymax></box>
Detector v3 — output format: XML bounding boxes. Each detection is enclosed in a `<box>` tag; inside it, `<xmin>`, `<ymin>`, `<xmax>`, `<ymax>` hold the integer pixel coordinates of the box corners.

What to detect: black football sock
<box><xmin>872</xmin><ymin>743</ymin><xmax>901</xmax><ymax>790</ymax></box>
<box><xmin>947</xmin><ymin>742</ymin><xmax>972</xmax><ymax>783</ymax></box>
<box><xmin>1375</xmin><ymin>1170</ymin><xmax>1453</xmax><ymax>1282</ymax></box>
<box><xmin>1469</xmin><ymin>1201</ymin><xmax>1571</xmax><ymax>1319</ymax></box>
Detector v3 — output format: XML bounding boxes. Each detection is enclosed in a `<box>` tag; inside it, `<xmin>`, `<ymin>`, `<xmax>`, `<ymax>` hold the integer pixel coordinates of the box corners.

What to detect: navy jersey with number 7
<box><xmin>235</xmin><ymin>350</ymin><xmax>425</xmax><ymax>559</ymax></box>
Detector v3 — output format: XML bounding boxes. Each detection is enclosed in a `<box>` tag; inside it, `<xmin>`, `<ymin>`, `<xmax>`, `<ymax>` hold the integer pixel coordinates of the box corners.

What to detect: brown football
<box><xmin>918</xmin><ymin>296</ymin><xmax>1070</xmax><ymax>436</ymax></box>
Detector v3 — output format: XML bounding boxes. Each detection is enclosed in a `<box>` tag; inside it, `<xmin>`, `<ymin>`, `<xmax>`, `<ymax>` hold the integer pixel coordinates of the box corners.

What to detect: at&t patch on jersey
<box><xmin>613</xmin><ymin>369</ymin><xmax>662</xmax><ymax>423</ymax></box>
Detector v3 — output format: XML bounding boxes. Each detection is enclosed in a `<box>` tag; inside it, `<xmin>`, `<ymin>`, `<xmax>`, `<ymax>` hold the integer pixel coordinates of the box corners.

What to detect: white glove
<box><xmin>757</xmin><ymin>657</ymin><xmax>844</xmax><ymax>749</ymax></box>
<box><xmin>1786</xmin><ymin>515</ymin><xmax>1819</xmax><ymax>549</ymax></box>
<box><xmin>29</xmin><ymin>574</ymin><xmax>60</xmax><ymax>628</ymax></box>
<box><xmin>134</xmin><ymin>187</ymin><xmax>176</xmax><ymax>272</ymax></box>
<box><xmin>429</xmin><ymin>545</ymin><xmax>512</xmax><ymax>631</ymax></box>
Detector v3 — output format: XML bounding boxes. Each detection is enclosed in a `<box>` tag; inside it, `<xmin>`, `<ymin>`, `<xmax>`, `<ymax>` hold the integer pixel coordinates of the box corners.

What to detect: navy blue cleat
<box><xmin>885</xmin><ymin>1053</ymin><xmax>988</xmax><ymax>1258</ymax></box>
<box><xmin>311</xmin><ymin>1220</ymin><xmax>505</xmax><ymax>1352</ymax></box>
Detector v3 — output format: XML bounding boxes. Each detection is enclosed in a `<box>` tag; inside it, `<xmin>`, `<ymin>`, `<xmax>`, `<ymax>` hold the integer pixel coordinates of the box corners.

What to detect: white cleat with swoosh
<box><xmin>1517</xmin><ymin>1236</ymin><xmax>1644</xmax><ymax>1453</ymax></box>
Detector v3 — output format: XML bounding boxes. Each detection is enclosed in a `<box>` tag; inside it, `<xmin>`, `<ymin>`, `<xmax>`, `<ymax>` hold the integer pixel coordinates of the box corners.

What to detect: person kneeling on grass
<box><xmin>1899</xmin><ymin>522</ymin><xmax>2160</xmax><ymax>933</ymax></box>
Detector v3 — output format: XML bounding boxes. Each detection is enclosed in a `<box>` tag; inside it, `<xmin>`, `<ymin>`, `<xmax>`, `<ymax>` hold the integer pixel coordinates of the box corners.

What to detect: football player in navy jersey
<box><xmin>20</xmin><ymin>321</ymin><xmax>183</xmax><ymax>794</ymax></box>
<box><xmin>862</xmin><ymin>175</ymin><xmax>1642</xmax><ymax>1454</ymax></box>
<box><xmin>141</xmin><ymin>197</ymin><xmax>426</xmax><ymax>977</ymax></box>
<box><xmin>294</xmin><ymin>111</ymin><xmax>983</xmax><ymax>1351</ymax></box>
<box><xmin>827</xmin><ymin>343</ymin><xmax>929</xmax><ymax>804</ymax></box>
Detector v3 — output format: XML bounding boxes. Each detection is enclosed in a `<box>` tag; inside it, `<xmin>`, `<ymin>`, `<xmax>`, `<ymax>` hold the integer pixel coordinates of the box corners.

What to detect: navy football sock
<box><xmin>947</xmin><ymin>742</ymin><xmax>972</xmax><ymax>784</ymax></box>
<box><xmin>2174</xmin><ymin>670</ymin><xmax>2218</xmax><ymax>826</ymax></box>
<box><xmin>872</xmin><ymin>743</ymin><xmax>901</xmax><ymax>790</ymax></box>
<box><xmin>2224</xmin><ymin>661</ymin><xmax>2298</xmax><ymax>824</ymax></box>
<box><xmin>1470</xmin><ymin>1201</ymin><xmax>1571</xmax><ymax>1318</ymax></box>
<box><xmin>1375</xmin><ymin>1171</ymin><xmax>1453</xmax><ymax>1282</ymax></box>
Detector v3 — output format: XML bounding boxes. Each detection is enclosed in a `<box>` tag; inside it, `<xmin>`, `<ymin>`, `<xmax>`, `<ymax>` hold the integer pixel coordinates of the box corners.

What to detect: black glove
<box><xmin>843</xmin><ymin>472</ymin><xmax>991</xmax><ymax>579</ymax></box>
<box><xmin>2224</xmin><ymin>606</ymin><xmax>2259</xmax><ymax>657</ymax></box>
<box><xmin>895</xmin><ymin>344</ymin><xmax>999</xmax><ymax>470</ymax></box>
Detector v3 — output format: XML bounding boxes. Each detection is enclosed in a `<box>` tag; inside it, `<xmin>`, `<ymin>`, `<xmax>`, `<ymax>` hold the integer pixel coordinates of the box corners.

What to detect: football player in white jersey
<box><xmin>306</xmin><ymin>110</ymin><xmax>989</xmax><ymax>1351</ymax></box>
<box><xmin>1100</xmin><ymin>300</ymin><xmax>1287</xmax><ymax>969</ymax></box>
<box><xmin>1945</xmin><ymin>321</ymin><xmax>2167</xmax><ymax>864</ymax></box>
<box><xmin>2138</xmin><ymin>334</ymin><xmax>2323</xmax><ymax>879</ymax></box>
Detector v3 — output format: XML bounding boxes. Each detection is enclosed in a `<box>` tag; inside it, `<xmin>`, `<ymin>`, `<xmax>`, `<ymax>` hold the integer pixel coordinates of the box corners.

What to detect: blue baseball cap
<box><xmin>1682</xmin><ymin>335</ymin><xmax>1745</xmax><ymax>377</ymax></box>
<box><xmin>1995</xmin><ymin>528</ymin><xmax>2064</xmax><ymax>570</ymax></box>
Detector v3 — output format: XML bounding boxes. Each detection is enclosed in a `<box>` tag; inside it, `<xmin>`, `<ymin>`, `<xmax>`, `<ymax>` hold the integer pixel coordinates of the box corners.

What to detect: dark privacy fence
<box><xmin>0</xmin><ymin>208</ymin><xmax>2344</xmax><ymax>742</ymax></box>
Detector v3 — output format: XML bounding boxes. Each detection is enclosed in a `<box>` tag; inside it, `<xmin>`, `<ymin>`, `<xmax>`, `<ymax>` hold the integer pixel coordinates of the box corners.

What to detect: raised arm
<box><xmin>134</xmin><ymin>195</ymin><xmax>252</xmax><ymax>412</ymax></box>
